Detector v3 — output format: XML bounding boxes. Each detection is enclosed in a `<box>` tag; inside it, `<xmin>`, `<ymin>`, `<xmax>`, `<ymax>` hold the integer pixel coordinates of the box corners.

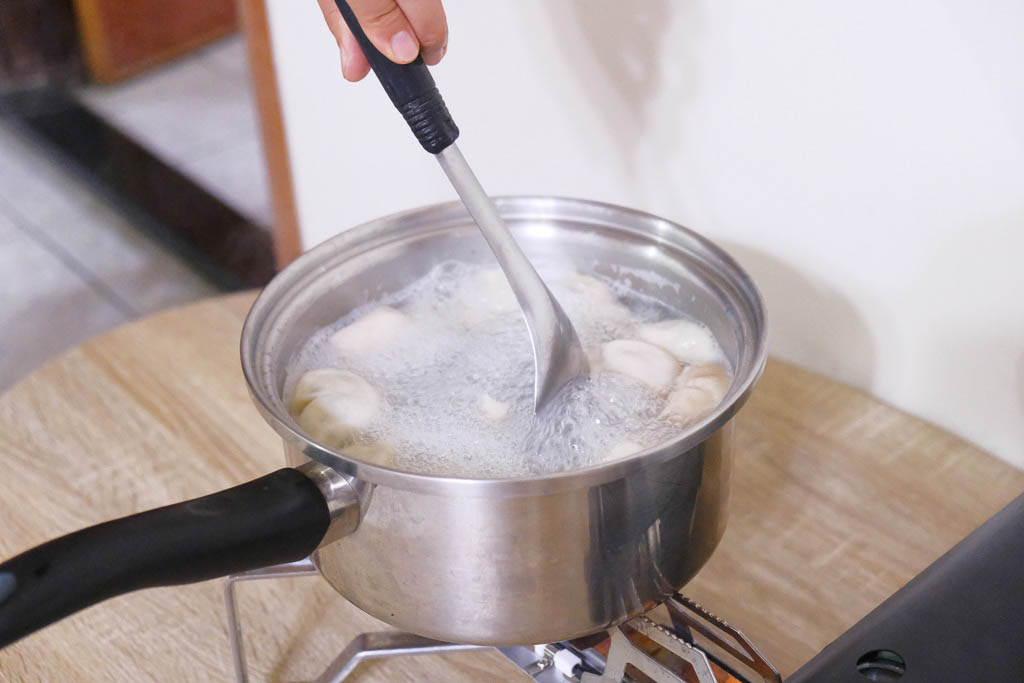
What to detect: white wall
<box><xmin>264</xmin><ymin>0</ymin><xmax>1024</xmax><ymax>468</ymax></box>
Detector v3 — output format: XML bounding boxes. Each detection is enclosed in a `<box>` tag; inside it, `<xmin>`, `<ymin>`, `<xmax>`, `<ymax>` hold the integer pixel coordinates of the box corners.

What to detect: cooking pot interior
<box><xmin>243</xmin><ymin>197</ymin><xmax>765</xmax><ymax>482</ymax></box>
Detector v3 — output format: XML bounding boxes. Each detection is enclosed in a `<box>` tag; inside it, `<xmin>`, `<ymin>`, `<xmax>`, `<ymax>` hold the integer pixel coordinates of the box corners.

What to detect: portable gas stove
<box><xmin>225</xmin><ymin>558</ymin><xmax>777</xmax><ymax>683</ymax></box>
<box><xmin>223</xmin><ymin>493</ymin><xmax>1024</xmax><ymax>682</ymax></box>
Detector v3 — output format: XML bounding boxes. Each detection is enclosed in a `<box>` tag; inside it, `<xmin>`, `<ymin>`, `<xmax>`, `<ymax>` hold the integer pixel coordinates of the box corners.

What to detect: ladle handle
<box><xmin>334</xmin><ymin>0</ymin><xmax>459</xmax><ymax>153</ymax></box>
<box><xmin>0</xmin><ymin>468</ymin><xmax>329</xmax><ymax>649</ymax></box>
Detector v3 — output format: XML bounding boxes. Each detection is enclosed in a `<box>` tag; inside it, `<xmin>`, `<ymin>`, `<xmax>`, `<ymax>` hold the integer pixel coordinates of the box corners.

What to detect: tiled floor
<box><xmin>0</xmin><ymin>120</ymin><xmax>221</xmax><ymax>390</ymax></box>
<box><xmin>78</xmin><ymin>36</ymin><xmax>272</xmax><ymax>227</ymax></box>
<box><xmin>0</xmin><ymin>34</ymin><xmax>268</xmax><ymax>391</ymax></box>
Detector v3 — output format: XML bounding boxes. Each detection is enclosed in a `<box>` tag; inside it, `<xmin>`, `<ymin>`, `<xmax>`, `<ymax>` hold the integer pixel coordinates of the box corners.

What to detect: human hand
<box><xmin>316</xmin><ymin>0</ymin><xmax>448</xmax><ymax>82</ymax></box>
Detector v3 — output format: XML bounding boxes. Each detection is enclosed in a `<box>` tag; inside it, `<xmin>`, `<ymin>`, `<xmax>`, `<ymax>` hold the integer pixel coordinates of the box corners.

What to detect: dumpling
<box><xmin>635</xmin><ymin>319</ymin><xmax>722</xmax><ymax>366</ymax></box>
<box><xmin>477</xmin><ymin>392</ymin><xmax>511</xmax><ymax>421</ymax></box>
<box><xmin>328</xmin><ymin>306</ymin><xmax>414</xmax><ymax>358</ymax></box>
<box><xmin>289</xmin><ymin>368</ymin><xmax>374</xmax><ymax>414</ymax></box>
<box><xmin>342</xmin><ymin>442</ymin><xmax>396</xmax><ymax>467</ymax></box>
<box><xmin>661</xmin><ymin>364</ymin><xmax>731</xmax><ymax>426</ymax></box>
<box><xmin>553</xmin><ymin>273</ymin><xmax>631</xmax><ymax>323</ymax></box>
<box><xmin>559</xmin><ymin>273</ymin><xmax>610</xmax><ymax>298</ymax></box>
<box><xmin>606</xmin><ymin>440</ymin><xmax>645</xmax><ymax>460</ymax></box>
<box><xmin>453</xmin><ymin>267</ymin><xmax>520</xmax><ymax>327</ymax></box>
<box><xmin>289</xmin><ymin>369</ymin><xmax>380</xmax><ymax>449</ymax></box>
<box><xmin>595</xmin><ymin>339</ymin><xmax>678</xmax><ymax>392</ymax></box>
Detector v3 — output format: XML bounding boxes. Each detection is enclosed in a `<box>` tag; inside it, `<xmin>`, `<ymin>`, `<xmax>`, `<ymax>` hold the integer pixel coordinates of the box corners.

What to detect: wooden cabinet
<box><xmin>72</xmin><ymin>0</ymin><xmax>237</xmax><ymax>82</ymax></box>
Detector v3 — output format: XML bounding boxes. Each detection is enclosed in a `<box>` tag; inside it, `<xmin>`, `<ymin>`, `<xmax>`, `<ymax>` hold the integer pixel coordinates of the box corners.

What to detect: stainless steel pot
<box><xmin>242</xmin><ymin>196</ymin><xmax>766</xmax><ymax>645</ymax></box>
<box><xmin>0</xmin><ymin>197</ymin><xmax>765</xmax><ymax>650</ymax></box>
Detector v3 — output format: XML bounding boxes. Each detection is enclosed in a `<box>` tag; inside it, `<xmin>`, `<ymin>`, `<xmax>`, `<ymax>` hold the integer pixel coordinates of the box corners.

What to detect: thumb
<box><xmin>342</xmin><ymin>0</ymin><xmax>420</xmax><ymax>64</ymax></box>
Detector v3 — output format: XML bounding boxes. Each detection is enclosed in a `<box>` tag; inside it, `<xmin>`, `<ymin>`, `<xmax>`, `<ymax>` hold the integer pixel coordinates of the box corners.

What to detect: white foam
<box><xmin>286</xmin><ymin>261</ymin><xmax>730</xmax><ymax>478</ymax></box>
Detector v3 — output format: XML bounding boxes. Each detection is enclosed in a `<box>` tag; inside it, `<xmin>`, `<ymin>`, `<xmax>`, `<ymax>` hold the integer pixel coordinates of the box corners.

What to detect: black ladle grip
<box><xmin>334</xmin><ymin>0</ymin><xmax>459</xmax><ymax>153</ymax></box>
<box><xmin>0</xmin><ymin>468</ymin><xmax>330</xmax><ymax>649</ymax></box>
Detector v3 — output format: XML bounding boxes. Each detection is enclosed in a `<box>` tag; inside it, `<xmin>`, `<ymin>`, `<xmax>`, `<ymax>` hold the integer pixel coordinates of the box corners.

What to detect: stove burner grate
<box><xmin>223</xmin><ymin>558</ymin><xmax>779</xmax><ymax>683</ymax></box>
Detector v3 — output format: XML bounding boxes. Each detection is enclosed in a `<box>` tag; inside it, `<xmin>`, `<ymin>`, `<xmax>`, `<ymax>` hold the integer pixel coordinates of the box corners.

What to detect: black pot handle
<box><xmin>0</xmin><ymin>467</ymin><xmax>330</xmax><ymax>649</ymax></box>
<box><xmin>334</xmin><ymin>0</ymin><xmax>459</xmax><ymax>154</ymax></box>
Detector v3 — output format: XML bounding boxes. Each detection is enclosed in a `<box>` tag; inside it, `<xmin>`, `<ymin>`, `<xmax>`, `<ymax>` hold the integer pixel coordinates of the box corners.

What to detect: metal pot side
<box><xmin>242</xmin><ymin>197</ymin><xmax>766</xmax><ymax>645</ymax></box>
<box><xmin>302</xmin><ymin>424</ymin><xmax>732</xmax><ymax>645</ymax></box>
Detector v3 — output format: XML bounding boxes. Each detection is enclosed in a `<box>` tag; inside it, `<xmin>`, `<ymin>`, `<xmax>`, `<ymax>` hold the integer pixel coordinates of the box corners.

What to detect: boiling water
<box><xmin>286</xmin><ymin>261</ymin><xmax>730</xmax><ymax>478</ymax></box>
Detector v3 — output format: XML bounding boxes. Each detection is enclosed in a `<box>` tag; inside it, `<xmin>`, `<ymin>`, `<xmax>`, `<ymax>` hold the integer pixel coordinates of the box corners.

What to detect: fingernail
<box><xmin>391</xmin><ymin>30</ymin><xmax>419</xmax><ymax>62</ymax></box>
<box><xmin>340</xmin><ymin>44</ymin><xmax>349</xmax><ymax>77</ymax></box>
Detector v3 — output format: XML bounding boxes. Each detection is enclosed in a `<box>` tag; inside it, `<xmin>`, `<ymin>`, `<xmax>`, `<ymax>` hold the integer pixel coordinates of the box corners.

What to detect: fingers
<box><xmin>316</xmin><ymin>0</ymin><xmax>346</xmax><ymax>46</ymax></box>
<box><xmin>340</xmin><ymin>31</ymin><xmax>373</xmax><ymax>81</ymax></box>
<box><xmin>396</xmin><ymin>0</ymin><xmax>448</xmax><ymax>65</ymax></box>
<box><xmin>316</xmin><ymin>0</ymin><xmax>449</xmax><ymax>81</ymax></box>
<box><xmin>346</xmin><ymin>0</ymin><xmax>420</xmax><ymax>63</ymax></box>
<box><xmin>316</xmin><ymin>0</ymin><xmax>371</xmax><ymax>81</ymax></box>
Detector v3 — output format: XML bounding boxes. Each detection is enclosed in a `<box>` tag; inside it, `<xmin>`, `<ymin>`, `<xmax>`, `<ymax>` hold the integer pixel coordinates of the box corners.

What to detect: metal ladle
<box><xmin>334</xmin><ymin>1</ymin><xmax>587</xmax><ymax>411</ymax></box>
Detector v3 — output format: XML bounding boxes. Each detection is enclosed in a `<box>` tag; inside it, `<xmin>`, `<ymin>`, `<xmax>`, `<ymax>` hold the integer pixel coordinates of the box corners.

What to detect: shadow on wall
<box><xmin>543</xmin><ymin>0</ymin><xmax>695</xmax><ymax>174</ymax></box>
<box><xmin>907</xmin><ymin>212</ymin><xmax>1024</xmax><ymax>461</ymax></box>
<box><xmin>717</xmin><ymin>240</ymin><xmax>878</xmax><ymax>391</ymax></box>
<box><xmin>1018</xmin><ymin>352</ymin><xmax>1024</xmax><ymax>430</ymax></box>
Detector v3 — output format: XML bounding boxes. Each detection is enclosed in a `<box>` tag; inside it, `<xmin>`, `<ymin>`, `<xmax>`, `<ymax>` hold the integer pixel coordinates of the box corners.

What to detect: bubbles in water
<box><xmin>286</xmin><ymin>261</ymin><xmax>728</xmax><ymax>478</ymax></box>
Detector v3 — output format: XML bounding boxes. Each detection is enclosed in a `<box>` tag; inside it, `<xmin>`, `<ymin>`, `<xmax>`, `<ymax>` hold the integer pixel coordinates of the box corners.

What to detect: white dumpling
<box><xmin>661</xmin><ymin>364</ymin><xmax>731</xmax><ymax>426</ymax></box>
<box><xmin>556</xmin><ymin>273</ymin><xmax>615</xmax><ymax>303</ymax></box>
<box><xmin>455</xmin><ymin>267</ymin><xmax>520</xmax><ymax>327</ymax></box>
<box><xmin>289</xmin><ymin>368</ymin><xmax>375</xmax><ymax>414</ymax></box>
<box><xmin>554</xmin><ymin>273</ymin><xmax>631</xmax><ymax>322</ymax></box>
<box><xmin>635</xmin><ymin>318</ymin><xmax>722</xmax><ymax>366</ymax></box>
<box><xmin>477</xmin><ymin>392</ymin><xmax>511</xmax><ymax>421</ymax></box>
<box><xmin>289</xmin><ymin>369</ymin><xmax>380</xmax><ymax>449</ymax></box>
<box><xmin>606</xmin><ymin>440</ymin><xmax>645</xmax><ymax>460</ymax></box>
<box><xmin>342</xmin><ymin>442</ymin><xmax>396</xmax><ymax>467</ymax></box>
<box><xmin>471</xmin><ymin>267</ymin><xmax>519</xmax><ymax>307</ymax></box>
<box><xmin>328</xmin><ymin>306</ymin><xmax>413</xmax><ymax>358</ymax></box>
<box><xmin>595</xmin><ymin>339</ymin><xmax>678</xmax><ymax>392</ymax></box>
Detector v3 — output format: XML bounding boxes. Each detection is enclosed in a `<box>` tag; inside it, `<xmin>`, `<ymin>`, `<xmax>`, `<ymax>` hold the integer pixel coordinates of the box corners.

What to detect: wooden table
<box><xmin>1</xmin><ymin>293</ymin><xmax>1021</xmax><ymax>682</ymax></box>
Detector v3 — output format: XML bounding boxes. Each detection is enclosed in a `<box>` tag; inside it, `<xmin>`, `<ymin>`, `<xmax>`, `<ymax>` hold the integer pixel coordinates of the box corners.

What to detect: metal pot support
<box><xmin>223</xmin><ymin>562</ymin><xmax>779</xmax><ymax>683</ymax></box>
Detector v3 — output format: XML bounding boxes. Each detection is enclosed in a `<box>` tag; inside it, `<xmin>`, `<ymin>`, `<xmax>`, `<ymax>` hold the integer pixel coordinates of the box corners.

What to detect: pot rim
<box><xmin>241</xmin><ymin>196</ymin><xmax>767</xmax><ymax>497</ymax></box>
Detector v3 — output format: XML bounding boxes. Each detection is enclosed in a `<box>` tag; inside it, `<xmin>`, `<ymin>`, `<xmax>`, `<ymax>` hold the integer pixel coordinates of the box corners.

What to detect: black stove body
<box><xmin>787</xmin><ymin>492</ymin><xmax>1024</xmax><ymax>682</ymax></box>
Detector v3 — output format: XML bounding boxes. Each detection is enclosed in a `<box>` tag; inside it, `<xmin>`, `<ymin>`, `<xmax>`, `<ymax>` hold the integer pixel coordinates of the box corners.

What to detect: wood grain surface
<box><xmin>1</xmin><ymin>293</ymin><xmax>1021</xmax><ymax>681</ymax></box>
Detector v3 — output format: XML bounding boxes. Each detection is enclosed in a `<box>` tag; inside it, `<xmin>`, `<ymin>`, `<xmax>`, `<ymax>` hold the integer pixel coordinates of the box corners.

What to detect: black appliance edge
<box><xmin>787</xmin><ymin>492</ymin><xmax>1024</xmax><ymax>682</ymax></box>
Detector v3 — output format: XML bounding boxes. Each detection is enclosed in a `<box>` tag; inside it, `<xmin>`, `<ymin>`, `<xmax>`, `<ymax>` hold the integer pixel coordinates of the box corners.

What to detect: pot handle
<box><xmin>334</xmin><ymin>0</ymin><xmax>459</xmax><ymax>154</ymax></box>
<box><xmin>0</xmin><ymin>467</ymin><xmax>330</xmax><ymax>649</ymax></box>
